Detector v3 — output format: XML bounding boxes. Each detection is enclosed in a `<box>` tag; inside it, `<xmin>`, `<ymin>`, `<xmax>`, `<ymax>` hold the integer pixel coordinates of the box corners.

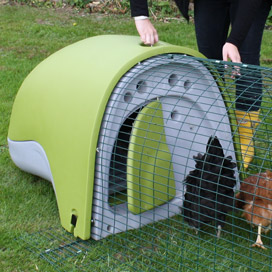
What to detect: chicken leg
<box><xmin>252</xmin><ymin>224</ymin><xmax>267</xmax><ymax>250</ymax></box>
<box><xmin>217</xmin><ymin>225</ymin><xmax>222</xmax><ymax>239</ymax></box>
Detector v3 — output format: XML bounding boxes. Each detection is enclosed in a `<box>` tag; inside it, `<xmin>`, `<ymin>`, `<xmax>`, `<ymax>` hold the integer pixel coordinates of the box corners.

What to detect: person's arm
<box><xmin>130</xmin><ymin>0</ymin><xmax>149</xmax><ymax>17</ymax></box>
<box><xmin>130</xmin><ymin>0</ymin><xmax>159</xmax><ymax>45</ymax></box>
<box><xmin>223</xmin><ymin>0</ymin><xmax>261</xmax><ymax>62</ymax></box>
<box><xmin>227</xmin><ymin>0</ymin><xmax>261</xmax><ymax>48</ymax></box>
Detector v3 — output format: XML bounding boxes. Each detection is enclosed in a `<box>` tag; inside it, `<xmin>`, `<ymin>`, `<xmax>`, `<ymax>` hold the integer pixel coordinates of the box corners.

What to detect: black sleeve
<box><xmin>130</xmin><ymin>0</ymin><xmax>149</xmax><ymax>17</ymax></box>
<box><xmin>226</xmin><ymin>0</ymin><xmax>262</xmax><ymax>48</ymax></box>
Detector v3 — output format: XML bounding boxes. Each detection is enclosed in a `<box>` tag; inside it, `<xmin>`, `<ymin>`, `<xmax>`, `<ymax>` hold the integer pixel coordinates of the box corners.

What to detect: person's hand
<box><xmin>223</xmin><ymin>42</ymin><xmax>241</xmax><ymax>78</ymax></box>
<box><xmin>222</xmin><ymin>42</ymin><xmax>241</xmax><ymax>63</ymax></box>
<box><xmin>135</xmin><ymin>19</ymin><xmax>159</xmax><ymax>45</ymax></box>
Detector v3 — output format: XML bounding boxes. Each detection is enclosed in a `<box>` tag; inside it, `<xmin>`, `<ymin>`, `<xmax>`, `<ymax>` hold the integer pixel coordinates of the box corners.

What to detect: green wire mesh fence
<box><xmin>15</xmin><ymin>54</ymin><xmax>272</xmax><ymax>271</ymax></box>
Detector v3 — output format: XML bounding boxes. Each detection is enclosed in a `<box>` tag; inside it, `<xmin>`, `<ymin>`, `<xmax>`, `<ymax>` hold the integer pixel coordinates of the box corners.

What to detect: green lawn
<box><xmin>1</xmin><ymin>3</ymin><xmax>272</xmax><ymax>271</ymax></box>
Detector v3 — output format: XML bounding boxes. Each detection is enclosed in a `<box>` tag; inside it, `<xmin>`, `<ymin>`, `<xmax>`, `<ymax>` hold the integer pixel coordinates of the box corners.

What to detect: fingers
<box><xmin>222</xmin><ymin>42</ymin><xmax>241</xmax><ymax>63</ymax></box>
<box><xmin>222</xmin><ymin>42</ymin><xmax>242</xmax><ymax>78</ymax></box>
<box><xmin>222</xmin><ymin>50</ymin><xmax>228</xmax><ymax>62</ymax></box>
<box><xmin>141</xmin><ymin>32</ymin><xmax>159</xmax><ymax>46</ymax></box>
<box><xmin>135</xmin><ymin>19</ymin><xmax>159</xmax><ymax>45</ymax></box>
<box><xmin>223</xmin><ymin>42</ymin><xmax>241</xmax><ymax>78</ymax></box>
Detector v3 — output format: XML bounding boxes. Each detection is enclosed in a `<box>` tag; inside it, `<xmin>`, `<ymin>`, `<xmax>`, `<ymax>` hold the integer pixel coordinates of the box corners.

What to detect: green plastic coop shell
<box><xmin>8</xmin><ymin>35</ymin><xmax>205</xmax><ymax>240</ymax></box>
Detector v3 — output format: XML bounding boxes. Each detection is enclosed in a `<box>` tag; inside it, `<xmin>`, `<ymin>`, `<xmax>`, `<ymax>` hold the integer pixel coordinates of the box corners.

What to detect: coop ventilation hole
<box><xmin>171</xmin><ymin>110</ymin><xmax>181</xmax><ymax>121</ymax></box>
<box><xmin>136</xmin><ymin>80</ymin><xmax>147</xmax><ymax>93</ymax></box>
<box><xmin>123</xmin><ymin>92</ymin><xmax>133</xmax><ymax>103</ymax></box>
<box><xmin>168</xmin><ymin>74</ymin><xmax>178</xmax><ymax>86</ymax></box>
<box><xmin>184</xmin><ymin>79</ymin><xmax>192</xmax><ymax>90</ymax></box>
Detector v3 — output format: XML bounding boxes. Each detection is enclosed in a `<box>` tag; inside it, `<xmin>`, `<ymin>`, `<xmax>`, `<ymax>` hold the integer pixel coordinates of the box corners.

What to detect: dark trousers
<box><xmin>194</xmin><ymin>0</ymin><xmax>271</xmax><ymax>111</ymax></box>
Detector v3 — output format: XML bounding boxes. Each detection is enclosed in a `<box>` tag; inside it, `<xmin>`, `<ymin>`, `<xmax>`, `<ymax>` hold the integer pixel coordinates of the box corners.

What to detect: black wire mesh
<box><xmin>18</xmin><ymin>54</ymin><xmax>272</xmax><ymax>271</ymax></box>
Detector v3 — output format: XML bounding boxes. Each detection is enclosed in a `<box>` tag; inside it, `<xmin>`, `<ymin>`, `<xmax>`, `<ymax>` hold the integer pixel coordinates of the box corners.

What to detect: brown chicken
<box><xmin>236</xmin><ymin>170</ymin><xmax>272</xmax><ymax>249</ymax></box>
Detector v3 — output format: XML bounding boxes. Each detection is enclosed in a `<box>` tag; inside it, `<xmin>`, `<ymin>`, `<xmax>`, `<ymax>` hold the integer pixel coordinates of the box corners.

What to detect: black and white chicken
<box><xmin>182</xmin><ymin>136</ymin><xmax>237</xmax><ymax>237</ymax></box>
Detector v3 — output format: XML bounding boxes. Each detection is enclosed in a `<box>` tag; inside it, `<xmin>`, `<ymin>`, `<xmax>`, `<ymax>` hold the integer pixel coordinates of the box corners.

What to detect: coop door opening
<box><xmin>108</xmin><ymin>109</ymin><xmax>140</xmax><ymax>206</ymax></box>
<box><xmin>109</xmin><ymin>101</ymin><xmax>176</xmax><ymax>214</ymax></box>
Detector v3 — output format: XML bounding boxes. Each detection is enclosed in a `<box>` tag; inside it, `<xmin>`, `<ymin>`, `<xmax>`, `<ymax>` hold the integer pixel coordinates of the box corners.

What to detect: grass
<box><xmin>1</xmin><ymin>3</ymin><xmax>272</xmax><ymax>272</ymax></box>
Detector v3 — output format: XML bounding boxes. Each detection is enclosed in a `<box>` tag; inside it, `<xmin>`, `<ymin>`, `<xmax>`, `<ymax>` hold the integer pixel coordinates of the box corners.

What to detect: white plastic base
<box><xmin>8</xmin><ymin>139</ymin><xmax>56</xmax><ymax>192</ymax></box>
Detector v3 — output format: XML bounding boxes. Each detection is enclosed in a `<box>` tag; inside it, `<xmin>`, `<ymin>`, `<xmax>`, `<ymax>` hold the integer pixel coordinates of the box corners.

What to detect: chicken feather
<box><xmin>182</xmin><ymin>136</ymin><xmax>236</xmax><ymax>237</ymax></box>
<box><xmin>236</xmin><ymin>170</ymin><xmax>272</xmax><ymax>249</ymax></box>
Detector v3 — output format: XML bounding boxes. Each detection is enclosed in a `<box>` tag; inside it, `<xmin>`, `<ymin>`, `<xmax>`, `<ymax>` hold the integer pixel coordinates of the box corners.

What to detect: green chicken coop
<box><xmin>8</xmin><ymin>35</ymin><xmax>239</xmax><ymax>241</ymax></box>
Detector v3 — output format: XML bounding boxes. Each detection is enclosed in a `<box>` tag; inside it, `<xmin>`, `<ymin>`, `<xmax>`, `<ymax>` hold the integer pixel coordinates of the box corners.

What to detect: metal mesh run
<box><xmin>20</xmin><ymin>54</ymin><xmax>272</xmax><ymax>271</ymax></box>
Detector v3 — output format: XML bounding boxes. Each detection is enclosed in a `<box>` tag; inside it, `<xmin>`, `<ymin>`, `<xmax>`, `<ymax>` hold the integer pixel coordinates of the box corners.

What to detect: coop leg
<box><xmin>252</xmin><ymin>223</ymin><xmax>267</xmax><ymax>250</ymax></box>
